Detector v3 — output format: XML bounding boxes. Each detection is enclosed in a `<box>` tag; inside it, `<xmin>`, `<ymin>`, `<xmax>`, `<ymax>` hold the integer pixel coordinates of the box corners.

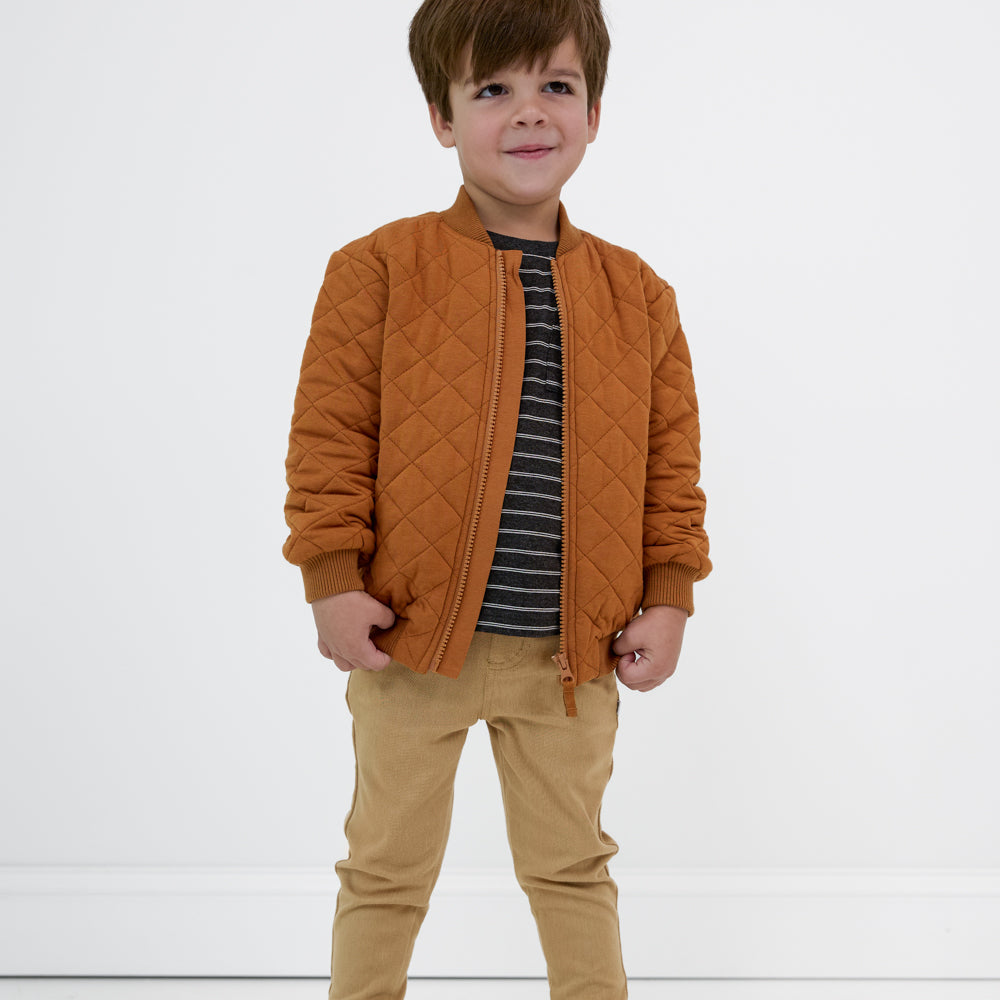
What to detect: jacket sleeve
<box><xmin>641</xmin><ymin>264</ymin><xmax>712</xmax><ymax>615</ymax></box>
<box><xmin>282</xmin><ymin>244</ymin><xmax>388</xmax><ymax>602</ymax></box>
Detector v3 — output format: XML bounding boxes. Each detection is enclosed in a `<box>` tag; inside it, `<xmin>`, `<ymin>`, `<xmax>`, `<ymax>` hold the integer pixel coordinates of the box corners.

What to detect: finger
<box><xmin>320</xmin><ymin>638</ymin><xmax>361</xmax><ymax>672</ymax></box>
<box><xmin>358</xmin><ymin>644</ymin><xmax>392</xmax><ymax>671</ymax></box>
<box><xmin>615</xmin><ymin>654</ymin><xmax>649</xmax><ymax>681</ymax></box>
<box><xmin>615</xmin><ymin>649</ymin><xmax>638</xmax><ymax>668</ymax></box>
<box><xmin>619</xmin><ymin>671</ymin><xmax>659</xmax><ymax>693</ymax></box>
<box><xmin>617</xmin><ymin>664</ymin><xmax>663</xmax><ymax>691</ymax></box>
<box><xmin>615</xmin><ymin>662</ymin><xmax>635</xmax><ymax>686</ymax></box>
<box><xmin>323</xmin><ymin>644</ymin><xmax>361</xmax><ymax>672</ymax></box>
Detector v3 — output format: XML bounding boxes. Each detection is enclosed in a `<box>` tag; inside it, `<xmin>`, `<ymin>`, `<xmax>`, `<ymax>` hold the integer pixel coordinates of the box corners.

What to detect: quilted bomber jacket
<box><xmin>283</xmin><ymin>187</ymin><xmax>711</xmax><ymax>713</ymax></box>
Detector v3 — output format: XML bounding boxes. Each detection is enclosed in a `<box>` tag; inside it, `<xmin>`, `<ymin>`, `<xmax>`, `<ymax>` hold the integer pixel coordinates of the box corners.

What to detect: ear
<box><xmin>428</xmin><ymin>104</ymin><xmax>456</xmax><ymax>149</ymax></box>
<box><xmin>587</xmin><ymin>99</ymin><xmax>601</xmax><ymax>143</ymax></box>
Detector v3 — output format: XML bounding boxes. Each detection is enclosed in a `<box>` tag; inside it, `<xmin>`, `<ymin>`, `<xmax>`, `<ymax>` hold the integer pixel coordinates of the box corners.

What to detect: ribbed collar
<box><xmin>440</xmin><ymin>185</ymin><xmax>584</xmax><ymax>256</ymax></box>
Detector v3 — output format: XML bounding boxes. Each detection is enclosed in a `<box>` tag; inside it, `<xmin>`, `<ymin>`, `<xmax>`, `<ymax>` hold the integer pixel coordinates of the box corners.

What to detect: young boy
<box><xmin>283</xmin><ymin>1</ymin><xmax>711</xmax><ymax>996</ymax></box>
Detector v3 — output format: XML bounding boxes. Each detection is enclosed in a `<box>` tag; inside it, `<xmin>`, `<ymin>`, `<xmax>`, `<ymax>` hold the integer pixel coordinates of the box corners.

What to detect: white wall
<box><xmin>1</xmin><ymin>0</ymin><xmax>998</xmax><ymax>979</ymax></box>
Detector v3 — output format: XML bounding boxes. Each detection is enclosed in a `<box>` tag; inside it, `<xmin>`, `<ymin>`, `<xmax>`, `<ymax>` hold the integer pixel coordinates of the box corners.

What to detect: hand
<box><xmin>311</xmin><ymin>590</ymin><xmax>396</xmax><ymax>673</ymax></box>
<box><xmin>612</xmin><ymin>605</ymin><xmax>687</xmax><ymax>693</ymax></box>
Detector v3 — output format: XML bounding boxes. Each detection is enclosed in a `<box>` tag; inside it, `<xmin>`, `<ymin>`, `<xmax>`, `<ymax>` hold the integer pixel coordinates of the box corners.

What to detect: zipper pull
<box><xmin>552</xmin><ymin>652</ymin><xmax>578</xmax><ymax>718</ymax></box>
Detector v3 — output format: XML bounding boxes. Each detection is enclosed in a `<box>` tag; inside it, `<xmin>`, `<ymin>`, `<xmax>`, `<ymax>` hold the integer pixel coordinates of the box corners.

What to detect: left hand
<box><xmin>612</xmin><ymin>605</ymin><xmax>687</xmax><ymax>692</ymax></box>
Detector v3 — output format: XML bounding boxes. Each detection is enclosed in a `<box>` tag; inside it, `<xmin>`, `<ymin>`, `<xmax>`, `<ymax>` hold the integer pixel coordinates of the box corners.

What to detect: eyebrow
<box><xmin>462</xmin><ymin>67</ymin><xmax>584</xmax><ymax>87</ymax></box>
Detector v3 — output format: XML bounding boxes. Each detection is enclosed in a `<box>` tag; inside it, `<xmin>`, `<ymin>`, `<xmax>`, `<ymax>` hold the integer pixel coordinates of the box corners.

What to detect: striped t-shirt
<box><xmin>476</xmin><ymin>232</ymin><xmax>563</xmax><ymax>637</ymax></box>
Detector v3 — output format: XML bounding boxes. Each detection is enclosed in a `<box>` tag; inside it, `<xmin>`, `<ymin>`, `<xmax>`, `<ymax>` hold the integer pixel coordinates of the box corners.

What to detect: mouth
<box><xmin>505</xmin><ymin>145</ymin><xmax>554</xmax><ymax>159</ymax></box>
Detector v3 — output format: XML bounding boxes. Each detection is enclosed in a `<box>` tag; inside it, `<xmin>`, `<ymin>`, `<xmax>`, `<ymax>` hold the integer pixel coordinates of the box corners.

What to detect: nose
<box><xmin>512</xmin><ymin>95</ymin><xmax>547</xmax><ymax>127</ymax></box>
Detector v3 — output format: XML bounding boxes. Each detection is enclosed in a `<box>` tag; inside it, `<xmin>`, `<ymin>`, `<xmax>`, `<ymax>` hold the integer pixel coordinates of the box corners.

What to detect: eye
<box><xmin>543</xmin><ymin>80</ymin><xmax>573</xmax><ymax>95</ymax></box>
<box><xmin>474</xmin><ymin>83</ymin><xmax>507</xmax><ymax>99</ymax></box>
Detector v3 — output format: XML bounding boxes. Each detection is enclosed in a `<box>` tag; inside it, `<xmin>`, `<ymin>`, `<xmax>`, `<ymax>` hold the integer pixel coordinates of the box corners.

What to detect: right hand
<box><xmin>310</xmin><ymin>590</ymin><xmax>396</xmax><ymax>673</ymax></box>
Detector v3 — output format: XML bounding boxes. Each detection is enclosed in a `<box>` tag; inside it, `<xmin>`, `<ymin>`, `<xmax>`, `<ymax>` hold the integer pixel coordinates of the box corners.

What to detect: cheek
<box><xmin>463</xmin><ymin>124</ymin><xmax>496</xmax><ymax>157</ymax></box>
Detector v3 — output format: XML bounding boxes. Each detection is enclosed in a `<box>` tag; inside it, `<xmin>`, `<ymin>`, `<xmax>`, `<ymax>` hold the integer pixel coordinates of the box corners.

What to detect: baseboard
<box><xmin>1</xmin><ymin>866</ymin><xmax>998</xmax><ymax>978</ymax></box>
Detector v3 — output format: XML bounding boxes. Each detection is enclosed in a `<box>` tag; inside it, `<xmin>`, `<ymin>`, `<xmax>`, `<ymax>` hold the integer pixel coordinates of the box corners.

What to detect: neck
<box><xmin>465</xmin><ymin>187</ymin><xmax>560</xmax><ymax>242</ymax></box>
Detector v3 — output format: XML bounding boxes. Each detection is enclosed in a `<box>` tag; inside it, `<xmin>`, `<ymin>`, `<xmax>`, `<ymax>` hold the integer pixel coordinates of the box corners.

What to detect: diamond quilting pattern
<box><xmin>368</xmin><ymin>228</ymin><xmax>497</xmax><ymax>609</ymax></box>
<box><xmin>284</xmin><ymin>199</ymin><xmax>710</xmax><ymax>683</ymax></box>
<box><xmin>555</xmin><ymin>241</ymin><xmax>709</xmax><ymax>662</ymax></box>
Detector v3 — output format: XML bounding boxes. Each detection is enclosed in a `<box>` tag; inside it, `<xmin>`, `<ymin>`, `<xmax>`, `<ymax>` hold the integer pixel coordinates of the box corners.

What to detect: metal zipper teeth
<box><xmin>431</xmin><ymin>251</ymin><xmax>507</xmax><ymax>671</ymax></box>
<box><xmin>551</xmin><ymin>261</ymin><xmax>570</xmax><ymax>665</ymax></box>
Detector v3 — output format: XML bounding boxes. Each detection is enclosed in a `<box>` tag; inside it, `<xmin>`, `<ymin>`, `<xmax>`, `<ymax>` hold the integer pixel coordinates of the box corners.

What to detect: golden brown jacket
<box><xmin>284</xmin><ymin>188</ymin><xmax>711</xmax><ymax>709</ymax></box>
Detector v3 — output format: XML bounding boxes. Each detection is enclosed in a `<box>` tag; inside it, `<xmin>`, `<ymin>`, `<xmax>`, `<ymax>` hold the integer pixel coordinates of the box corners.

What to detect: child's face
<box><xmin>429</xmin><ymin>36</ymin><xmax>600</xmax><ymax>238</ymax></box>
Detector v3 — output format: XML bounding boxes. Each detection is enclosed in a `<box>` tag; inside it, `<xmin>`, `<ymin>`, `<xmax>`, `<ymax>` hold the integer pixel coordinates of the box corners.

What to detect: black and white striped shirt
<box><xmin>476</xmin><ymin>232</ymin><xmax>562</xmax><ymax>637</ymax></box>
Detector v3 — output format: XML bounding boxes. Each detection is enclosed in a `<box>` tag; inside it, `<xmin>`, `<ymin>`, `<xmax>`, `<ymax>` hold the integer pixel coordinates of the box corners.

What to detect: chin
<box><xmin>505</xmin><ymin>184</ymin><xmax>563</xmax><ymax>204</ymax></box>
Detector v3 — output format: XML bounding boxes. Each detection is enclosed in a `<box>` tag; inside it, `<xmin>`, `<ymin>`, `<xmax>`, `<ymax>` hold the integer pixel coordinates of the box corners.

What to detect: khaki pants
<box><xmin>329</xmin><ymin>630</ymin><xmax>627</xmax><ymax>1000</ymax></box>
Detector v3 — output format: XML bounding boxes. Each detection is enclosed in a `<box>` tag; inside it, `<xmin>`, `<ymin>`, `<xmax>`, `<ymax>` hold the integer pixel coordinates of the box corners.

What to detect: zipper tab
<box><xmin>553</xmin><ymin>652</ymin><xmax>578</xmax><ymax>718</ymax></box>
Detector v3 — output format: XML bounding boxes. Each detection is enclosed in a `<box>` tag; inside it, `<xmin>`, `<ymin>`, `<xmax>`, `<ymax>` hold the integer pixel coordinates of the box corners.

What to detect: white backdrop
<box><xmin>1</xmin><ymin>0</ymin><xmax>998</xmax><ymax>980</ymax></box>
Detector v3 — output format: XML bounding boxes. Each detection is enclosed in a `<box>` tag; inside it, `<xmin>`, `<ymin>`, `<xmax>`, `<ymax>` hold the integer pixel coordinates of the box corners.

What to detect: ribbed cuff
<box><xmin>301</xmin><ymin>550</ymin><xmax>365</xmax><ymax>603</ymax></box>
<box><xmin>643</xmin><ymin>562</ymin><xmax>699</xmax><ymax>616</ymax></box>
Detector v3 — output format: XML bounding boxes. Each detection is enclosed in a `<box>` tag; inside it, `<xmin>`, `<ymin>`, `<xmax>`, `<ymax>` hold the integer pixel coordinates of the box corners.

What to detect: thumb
<box><xmin>611</xmin><ymin>627</ymin><xmax>634</xmax><ymax>658</ymax></box>
<box><xmin>369</xmin><ymin>598</ymin><xmax>396</xmax><ymax>631</ymax></box>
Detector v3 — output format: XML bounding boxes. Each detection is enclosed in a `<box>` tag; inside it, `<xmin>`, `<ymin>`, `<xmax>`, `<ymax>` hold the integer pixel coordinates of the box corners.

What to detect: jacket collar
<box><xmin>440</xmin><ymin>186</ymin><xmax>584</xmax><ymax>256</ymax></box>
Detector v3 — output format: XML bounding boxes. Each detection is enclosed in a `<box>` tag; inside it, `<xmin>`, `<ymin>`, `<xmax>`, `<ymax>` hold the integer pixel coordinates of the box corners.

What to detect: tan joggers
<box><xmin>328</xmin><ymin>630</ymin><xmax>627</xmax><ymax>1000</ymax></box>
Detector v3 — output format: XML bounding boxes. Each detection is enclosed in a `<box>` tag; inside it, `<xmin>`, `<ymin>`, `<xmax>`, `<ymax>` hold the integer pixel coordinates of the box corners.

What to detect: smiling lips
<box><xmin>506</xmin><ymin>145</ymin><xmax>554</xmax><ymax>159</ymax></box>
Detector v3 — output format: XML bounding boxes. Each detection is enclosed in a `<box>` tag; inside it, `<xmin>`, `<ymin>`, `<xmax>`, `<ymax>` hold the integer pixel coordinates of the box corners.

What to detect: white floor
<box><xmin>0</xmin><ymin>980</ymin><xmax>998</xmax><ymax>999</ymax></box>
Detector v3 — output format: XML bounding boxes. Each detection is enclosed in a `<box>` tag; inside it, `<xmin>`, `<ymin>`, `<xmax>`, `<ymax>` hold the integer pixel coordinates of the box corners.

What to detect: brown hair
<box><xmin>409</xmin><ymin>0</ymin><xmax>610</xmax><ymax>122</ymax></box>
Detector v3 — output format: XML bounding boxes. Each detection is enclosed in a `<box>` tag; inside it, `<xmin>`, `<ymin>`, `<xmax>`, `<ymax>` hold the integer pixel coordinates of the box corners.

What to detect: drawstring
<box><xmin>552</xmin><ymin>652</ymin><xmax>578</xmax><ymax>717</ymax></box>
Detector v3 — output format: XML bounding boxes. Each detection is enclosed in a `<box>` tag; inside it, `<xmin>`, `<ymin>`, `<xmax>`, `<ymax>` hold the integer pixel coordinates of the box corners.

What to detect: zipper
<box><xmin>550</xmin><ymin>262</ymin><xmax>577</xmax><ymax>717</ymax></box>
<box><xmin>430</xmin><ymin>251</ymin><xmax>508</xmax><ymax>671</ymax></box>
